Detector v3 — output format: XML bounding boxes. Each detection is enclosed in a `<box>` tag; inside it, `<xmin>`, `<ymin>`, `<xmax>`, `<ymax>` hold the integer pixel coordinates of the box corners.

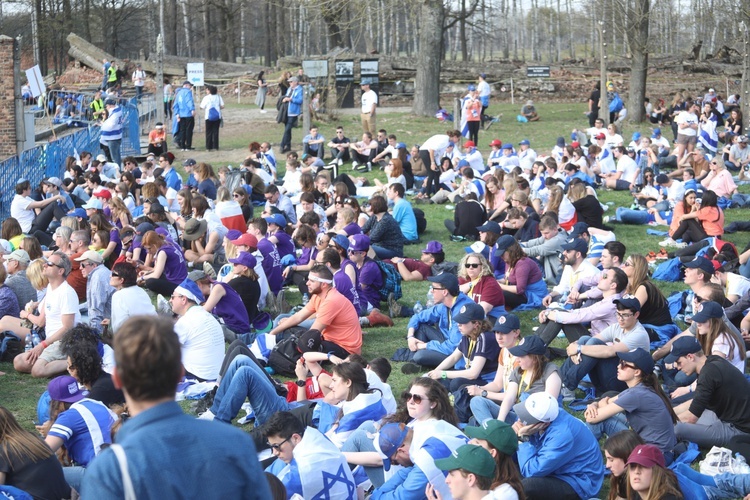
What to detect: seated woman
<box><xmin>340</xmin><ymin>377</ymin><xmax>458</xmax><ymax>489</ymax></box>
<box><xmin>43</xmin><ymin>375</ymin><xmax>116</xmax><ymax>493</ymax></box>
<box><xmin>282</xmin><ymin>225</ymin><xmax>324</xmax><ymax>300</ymax></box>
<box><xmin>333</xmin><ymin>206</ymin><xmax>362</xmax><ymax>236</ymax></box>
<box><xmin>138</xmin><ymin>230</ymin><xmax>188</xmax><ymax>297</ymax></box>
<box><xmin>568</xmin><ymin>181</ymin><xmax>604</xmax><ymax>229</ymax></box>
<box><xmin>623</xmin><ymin>254</ymin><xmax>672</xmax><ymax>327</ymax></box>
<box><xmin>626</xmin><ymin>444</ymin><xmax>684</xmax><ymax>500</ymax></box>
<box><xmin>470</xmin><ymin>335</ymin><xmax>560</xmax><ymax>425</ymax></box>
<box><xmin>361</xmin><ymin>195</ymin><xmax>405</xmax><ymax>259</ymax></box>
<box><xmin>661</xmin><ymin>189</ymin><xmax>724</xmax><ymax>247</ymax></box>
<box><xmin>194</xmin><ymin>271</ymin><xmax>251</xmax><ymax>340</ymax></box>
<box><xmin>426</xmin><ymin>302</ymin><xmax>499</xmax><ymax>396</ymax></box>
<box><xmin>458</xmin><ymin>253</ymin><xmax>505</xmax><ymax>318</ymax></box>
<box><xmin>374</xmin><ymin>158</ymin><xmax>407</xmax><ymax>191</ymax></box>
<box><xmin>200</xmin><ymin>361</ymin><xmax>386</xmax><ymax>452</ymax></box>
<box><xmin>226</xmin><ymin>251</ymin><xmax>261</xmax><ymax>327</ymax></box>
<box><xmin>464</xmin><ymin>420</ymin><xmax>525</xmax><ymax>499</ymax></box>
<box><xmin>496</xmin><ymin>236</ymin><xmax>547</xmax><ymax>310</ymax></box>
<box><xmin>0</xmin><ymin>406</ymin><xmax>71</xmax><ymax>500</ymax></box>
<box><xmin>545</xmin><ymin>184</ymin><xmax>576</xmax><ymax>231</ymax></box>
<box><xmin>584</xmin><ymin>348</ymin><xmax>677</xmax><ymax>464</ymax></box>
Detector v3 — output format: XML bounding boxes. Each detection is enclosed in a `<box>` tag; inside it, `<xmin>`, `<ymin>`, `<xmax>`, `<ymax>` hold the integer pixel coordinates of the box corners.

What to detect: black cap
<box><xmin>427</xmin><ymin>273</ymin><xmax>459</xmax><ymax>295</ymax></box>
<box><xmin>664</xmin><ymin>336</ymin><xmax>702</xmax><ymax>364</ymax></box>
<box><xmin>617</xmin><ymin>348</ymin><xmax>655</xmax><ymax>374</ymax></box>
<box><xmin>508</xmin><ymin>335</ymin><xmax>546</xmax><ymax>356</ymax></box>
<box><xmin>613</xmin><ymin>295</ymin><xmax>641</xmax><ymax>313</ymax></box>
<box><xmin>561</xmin><ymin>238</ymin><xmax>588</xmax><ymax>256</ymax></box>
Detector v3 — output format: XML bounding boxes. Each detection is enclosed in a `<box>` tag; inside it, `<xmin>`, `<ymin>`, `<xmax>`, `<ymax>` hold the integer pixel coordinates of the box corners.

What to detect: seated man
<box><xmin>560</xmin><ymin>296</ymin><xmax>650</xmax><ymax>398</ymax></box>
<box><xmin>170</xmin><ymin>278</ymin><xmax>225</xmax><ymax>381</ymax></box>
<box><xmin>350</xmin><ymin>132</ymin><xmax>378</xmax><ymax>172</ymax></box>
<box><xmin>434</xmin><ymin>444</ymin><xmax>498</xmax><ymax>500</ymax></box>
<box><xmin>520</xmin><ymin>100</ymin><xmax>539</xmax><ymax>122</ymax></box>
<box><xmin>386</xmin><ymin>183</ymin><xmax>418</xmax><ymax>243</ymax></box>
<box><xmin>302</xmin><ymin>126</ymin><xmax>325</xmax><ymax>159</ymax></box>
<box><xmin>74</xmin><ymin>250</ymin><xmax>114</xmax><ymax>335</ymax></box>
<box><xmin>521</xmin><ymin>215</ymin><xmax>567</xmax><ymax>286</ymax></box>
<box><xmin>537</xmin><ymin>267</ymin><xmax>627</xmax><ymax>346</ymax></box>
<box><xmin>269</xmin><ymin>264</ymin><xmax>362</xmax><ymax>358</ymax></box>
<box><xmin>264</xmin><ymin>412</ymin><xmax>358</xmax><ymax>499</ymax></box>
<box><xmin>540</xmin><ymin>238</ymin><xmax>600</xmax><ymax>308</ymax></box>
<box><xmin>669</xmin><ymin>336</ymin><xmax>750</xmax><ymax>448</ymax></box>
<box><xmin>513</xmin><ymin>392</ymin><xmax>604</xmax><ymax>500</ymax></box>
<box><xmin>371</xmin><ymin>421</ymin><xmax>469</xmax><ymax>500</ymax></box>
<box><xmin>401</xmin><ymin>273</ymin><xmax>474</xmax><ymax>369</ymax></box>
<box><xmin>566</xmin><ymin>240</ymin><xmax>627</xmax><ymax>304</ymax></box>
<box><xmin>327</xmin><ymin>126</ymin><xmax>351</xmax><ymax>166</ymax></box>
<box><xmin>567</xmin><ymin>222</ymin><xmax>616</xmax><ymax>268</ymax></box>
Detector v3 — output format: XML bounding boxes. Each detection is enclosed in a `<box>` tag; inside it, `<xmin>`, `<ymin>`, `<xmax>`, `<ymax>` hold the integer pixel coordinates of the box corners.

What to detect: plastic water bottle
<box><xmin>425</xmin><ymin>291</ymin><xmax>435</xmax><ymax>309</ymax></box>
<box><xmin>32</xmin><ymin>333</ymin><xmax>41</xmax><ymax>347</ymax></box>
<box><xmin>413</xmin><ymin>301</ymin><xmax>424</xmax><ymax>314</ymax></box>
<box><xmin>24</xmin><ymin>335</ymin><xmax>33</xmax><ymax>352</ymax></box>
<box><xmin>302</xmin><ymin>293</ymin><xmax>310</xmax><ymax>305</ymax></box>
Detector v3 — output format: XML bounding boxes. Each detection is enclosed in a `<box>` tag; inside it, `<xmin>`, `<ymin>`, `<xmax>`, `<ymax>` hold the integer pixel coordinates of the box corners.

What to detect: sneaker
<box><xmin>659</xmin><ymin>237</ymin><xmax>678</xmax><ymax>247</ymax></box>
<box><xmin>355</xmin><ymin>163</ymin><xmax>370</xmax><ymax>172</ymax></box>
<box><xmin>603</xmin><ymin>215</ymin><xmax>612</xmax><ymax>224</ymax></box>
<box><xmin>197</xmin><ymin>409</ymin><xmax>215</xmax><ymax>421</ymax></box>
<box><xmin>337</xmin><ymin>158</ymin><xmax>343</xmax><ymax>167</ymax></box>
<box><xmin>203</xmin><ymin>261</ymin><xmax>217</xmax><ymax>279</ymax></box>
<box><xmin>359</xmin><ymin>316</ymin><xmax>370</xmax><ymax>327</ymax></box>
<box><xmin>156</xmin><ymin>294</ymin><xmax>172</xmax><ymax>316</ymax></box>
<box><xmin>368</xmin><ymin>309</ymin><xmax>394</xmax><ymax>327</ymax></box>
<box><xmin>562</xmin><ymin>387</ymin><xmax>577</xmax><ymax>403</ymax></box>
<box><xmin>352</xmin><ymin>161</ymin><xmax>359</xmax><ymax>170</ymax></box>
<box><xmin>387</xmin><ymin>292</ymin><xmax>402</xmax><ymax>318</ymax></box>
<box><xmin>401</xmin><ymin>362</ymin><xmax>422</xmax><ymax>375</ymax></box>
<box><xmin>260</xmin><ymin>109</ymin><xmax>267</xmax><ymax>113</ymax></box>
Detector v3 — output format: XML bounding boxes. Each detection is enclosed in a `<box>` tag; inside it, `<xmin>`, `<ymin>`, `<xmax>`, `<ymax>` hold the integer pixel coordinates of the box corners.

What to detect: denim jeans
<box><xmin>371</xmin><ymin>245</ymin><xmax>400</xmax><ymax>260</ymax></box>
<box><xmin>411</xmin><ymin>324</ymin><xmax>449</xmax><ymax>367</ymax></box>
<box><xmin>210</xmin><ymin>355</ymin><xmax>291</xmax><ymax>425</ymax></box>
<box><xmin>340</xmin><ymin>421</ymin><xmax>384</xmax><ymax>487</ymax></box>
<box><xmin>615</xmin><ymin>207</ymin><xmax>650</xmax><ymax>225</ymax></box>
<box><xmin>107</xmin><ymin>139</ymin><xmax>122</xmax><ymax>168</ymax></box>
<box><xmin>560</xmin><ymin>335</ymin><xmax>627</xmax><ymax>395</ymax></box>
<box><xmin>64</xmin><ymin>466</ymin><xmax>86</xmax><ymax>493</ymax></box>
<box><xmin>281</xmin><ymin>115</ymin><xmax>298</xmax><ymax>151</ymax></box>
<box><xmin>470</xmin><ymin>397</ymin><xmax>500</xmax><ymax>424</ymax></box>
<box><xmin>586</xmin><ymin>411</ymin><xmax>629</xmax><ymax>439</ymax></box>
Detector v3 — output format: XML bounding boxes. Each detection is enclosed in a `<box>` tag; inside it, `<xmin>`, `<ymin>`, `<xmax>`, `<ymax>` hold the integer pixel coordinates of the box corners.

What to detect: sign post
<box><xmin>186</xmin><ymin>62</ymin><xmax>204</xmax><ymax>132</ymax></box>
<box><xmin>526</xmin><ymin>66</ymin><xmax>551</xmax><ymax>78</ymax></box>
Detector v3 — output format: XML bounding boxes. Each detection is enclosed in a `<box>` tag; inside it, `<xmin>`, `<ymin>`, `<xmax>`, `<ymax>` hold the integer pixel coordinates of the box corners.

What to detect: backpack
<box><xmin>267</xmin><ymin>329</ymin><xmax>305</xmax><ymax>377</ymax></box>
<box><xmin>223</xmin><ymin>168</ymin><xmax>244</xmax><ymax>193</ymax></box>
<box><xmin>374</xmin><ymin>259</ymin><xmax>403</xmax><ymax>302</ymax></box>
<box><xmin>0</xmin><ymin>331</ymin><xmax>23</xmax><ymax>362</ymax></box>
<box><xmin>208</xmin><ymin>106</ymin><xmax>221</xmax><ymax>122</ymax></box>
<box><xmin>652</xmin><ymin>257</ymin><xmax>683</xmax><ymax>282</ymax></box>
<box><xmin>413</xmin><ymin>208</ymin><xmax>427</xmax><ymax>235</ymax></box>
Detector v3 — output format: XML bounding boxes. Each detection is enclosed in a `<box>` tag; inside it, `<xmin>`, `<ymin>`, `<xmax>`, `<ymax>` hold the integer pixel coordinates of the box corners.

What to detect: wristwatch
<box><xmin>295</xmin><ymin>380</ymin><xmax>306</xmax><ymax>387</ymax></box>
<box><xmin>481</xmin><ymin>390</ymin><xmax>488</xmax><ymax>398</ymax></box>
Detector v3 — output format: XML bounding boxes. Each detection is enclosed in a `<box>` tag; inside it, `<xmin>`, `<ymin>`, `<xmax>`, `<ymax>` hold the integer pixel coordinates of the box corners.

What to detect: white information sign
<box><xmin>187</xmin><ymin>63</ymin><xmax>205</xmax><ymax>86</ymax></box>
<box><xmin>25</xmin><ymin>65</ymin><xmax>45</xmax><ymax>97</ymax></box>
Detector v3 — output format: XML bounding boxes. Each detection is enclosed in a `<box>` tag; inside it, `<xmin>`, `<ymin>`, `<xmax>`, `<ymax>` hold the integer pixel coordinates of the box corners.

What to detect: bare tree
<box><xmin>413</xmin><ymin>0</ymin><xmax>444</xmax><ymax>116</ymax></box>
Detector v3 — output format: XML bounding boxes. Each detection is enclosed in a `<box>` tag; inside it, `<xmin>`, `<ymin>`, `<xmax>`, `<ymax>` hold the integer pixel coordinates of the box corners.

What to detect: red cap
<box><xmin>594</xmin><ymin>133</ymin><xmax>606</xmax><ymax>140</ymax></box>
<box><xmin>571</xmin><ymin>141</ymin><xmax>580</xmax><ymax>148</ymax></box>
<box><xmin>626</xmin><ymin>444</ymin><xmax>665</xmax><ymax>468</ymax></box>
<box><xmin>463</xmin><ymin>140</ymin><xmax>475</xmax><ymax>148</ymax></box>
<box><xmin>711</xmin><ymin>260</ymin><xmax>725</xmax><ymax>272</ymax></box>
<box><xmin>94</xmin><ymin>189</ymin><xmax>112</xmax><ymax>200</ymax></box>
<box><xmin>230</xmin><ymin>233</ymin><xmax>258</xmax><ymax>249</ymax></box>
<box><xmin>489</xmin><ymin>139</ymin><xmax>502</xmax><ymax>147</ymax></box>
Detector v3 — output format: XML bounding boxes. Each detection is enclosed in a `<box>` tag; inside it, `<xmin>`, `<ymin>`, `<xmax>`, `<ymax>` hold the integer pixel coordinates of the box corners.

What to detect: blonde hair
<box><xmin>458</xmin><ymin>253</ymin><xmax>494</xmax><ymax>280</ymax></box>
<box><xmin>27</xmin><ymin>259</ymin><xmax>48</xmax><ymax>290</ymax></box>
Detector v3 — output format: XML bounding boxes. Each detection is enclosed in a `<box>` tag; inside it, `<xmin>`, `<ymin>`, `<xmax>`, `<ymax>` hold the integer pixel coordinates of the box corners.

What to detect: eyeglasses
<box><xmin>170</xmin><ymin>294</ymin><xmax>184</xmax><ymax>300</ymax></box>
<box><xmin>623</xmin><ymin>261</ymin><xmax>633</xmax><ymax>267</ymax></box>
<box><xmin>80</xmin><ymin>262</ymin><xmax>97</xmax><ymax>268</ymax></box>
<box><xmin>266</xmin><ymin>436</ymin><xmax>291</xmax><ymax>451</ymax></box>
<box><xmin>430</xmin><ymin>286</ymin><xmax>446</xmax><ymax>291</ymax></box>
<box><xmin>616</xmin><ymin>312</ymin><xmax>635</xmax><ymax>319</ymax></box>
<box><xmin>44</xmin><ymin>260</ymin><xmax>62</xmax><ymax>268</ymax></box>
<box><xmin>694</xmin><ymin>295</ymin><xmax>708</xmax><ymax>303</ymax></box>
<box><xmin>402</xmin><ymin>392</ymin><xmax>429</xmax><ymax>404</ymax></box>
<box><xmin>618</xmin><ymin>360</ymin><xmax>637</xmax><ymax>370</ymax></box>
<box><xmin>464</xmin><ymin>263</ymin><xmax>481</xmax><ymax>269</ymax></box>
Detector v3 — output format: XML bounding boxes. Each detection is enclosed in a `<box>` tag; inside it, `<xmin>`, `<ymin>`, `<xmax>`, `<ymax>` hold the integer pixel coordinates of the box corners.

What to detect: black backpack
<box><xmin>413</xmin><ymin>208</ymin><xmax>427</xmax><ymax>235</ymax></box>
<box><xmin>0</xmin><ymin>332</ymin><xmax>23</xmax><ymax>362</ymax></box>
<box><xmin>267</xmin><ymin>328</ymin><xmax>305</xmax><ymax>377</ymax></box>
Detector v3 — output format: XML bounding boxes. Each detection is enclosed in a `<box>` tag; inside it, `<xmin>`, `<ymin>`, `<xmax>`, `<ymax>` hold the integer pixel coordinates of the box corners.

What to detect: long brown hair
<box><xmin>523</xmin><ymin>353</ymin><xmax>548</xmax><ymax>387</ymax></box>
<box><xmin>604</xmin><ymin>431</ymin><xmax>644</xmax><ymax>500</ymax></box>
<box><xmin>386</xmin><ymin>377</ymin><xmax>459</xmax><ymax>426</ymax></box>
<box><xmin>504</xmin><ymin>240</ymin><xmax>527</xmax><ymax>268</ymax></box>
<box><xmin>626</xmin><ymin>462</ymin><xmax>683</xmax><ymax>500</ymax></box>
<box><xmin>699</xmin><ymin>315</ymin><xmax>745</xmax><ymax>362</ymax></box>
<box><xmin>488</xmin><ymin>445</ymin><xmax>525</xmax><ymax>499</ymax></box>
<box><xmin>390</xmin><ymin>158</ymin><xmax>404</xmax><ymax>178</ymax></box>
<box><xmin>0</xmin><ymin>406</ymin><xmax>53</xmax><ymax>464</ymax></box>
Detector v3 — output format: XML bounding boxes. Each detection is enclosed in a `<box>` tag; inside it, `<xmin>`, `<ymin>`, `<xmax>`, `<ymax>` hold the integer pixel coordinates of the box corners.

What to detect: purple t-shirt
<box><xmin>358</xmin><ymin>258</ymin><xmax>383</xmax><ymax>308</ymax></box>
<box><xmin>212</xmin><ymin>282</ymin><xmax>251</xmax><ymax>334</ymax></box>
<box><xmin>109</xmin><ymin>228</ymin><xmax>122</xmax><ymax>258</ymax></box>
<box><xmin>159</xmin><ymin>244</ymin><xmax>187</xmax><ymax>284</ymax></box>
<box><xmin>298</xmin><ymin>246</ymin><xmax>319</xmax><ymax>266</ymax></box>
<box><xmin>333</xmin><ymin>268</ymin><xmax>361</xmax><ymax>315</ymax></box>
<box><xmin>343</xmin><ymin>222</ymin><xmax>362</xmax><ymax>236</ymax></box>
<box><xmin>258</xmin><ymin>238</ymin><xmax>283</xmax><ymax>294</ymax></box>
<box><xmin>273</xmin><ymin>231</ymin><xmax>295</xmax><ymax>260</ymax></box>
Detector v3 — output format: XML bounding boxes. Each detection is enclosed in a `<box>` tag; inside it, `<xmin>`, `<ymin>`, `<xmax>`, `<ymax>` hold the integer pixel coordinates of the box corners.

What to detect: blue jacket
<box><xmin>287</xmin><ymin>86</ymin><xmax>304</xmax><ymax>116</ymax></box>
<box><xmin>173</xmin><ymin>87</ymin><xmax>195</xmax><ymax>118</ymax></box>
<box><xmin>80</xmin><ymin>401</ymin><xmax>271</xmax><ymax>499</ymax></box>
<box><xmin>407</xmin><ymin>292</ymin><xmax>475</xmax><ymax>355</ymax></box>
<box><xmin>371</xmin><ymin>466</ymin><xmax>428</xmax><ymax>500</ymax></box>
<box><xmin>517</xmin><ymin>410</ymin><xmax>604</xmax><ymax>499</ymax></box>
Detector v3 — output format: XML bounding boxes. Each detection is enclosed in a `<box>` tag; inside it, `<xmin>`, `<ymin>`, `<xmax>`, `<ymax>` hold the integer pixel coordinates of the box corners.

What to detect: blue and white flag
<box><xmin>698</xmin><ymin>114</ymin><xmax>719</xmax><ymax>153</ymax></box>
<box><xmin>316</xmin><ymin>392</ymin><xmax>387</xmax><ymax>449</ymax></box>
<box><xmin>410</xmin><ymin>420</ymin><xmax>469</xmax><ymax>500</ymax></box>
<box><xmin>459</xmin><ymin>94</ymin><xmax>472</xmax><ymax>138</ymax></box>
<box><xmin>295</xmin><ymin>427</ymin><xmax>357</xmax><ymax>500</ymax></box>
<box><xmin>249</xmin><ymin>333</ymin><xmax>277</xmax><ymax>362</ymax></box>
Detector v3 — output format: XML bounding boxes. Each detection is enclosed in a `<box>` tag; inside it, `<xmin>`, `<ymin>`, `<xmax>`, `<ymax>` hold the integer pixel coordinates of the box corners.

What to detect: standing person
<box><xmin>477</xmin><ymin>73</ymin><xmax>491</xmax><ymax>128</ymax></box>
<box><xmin>280</xmin><ymin>76</ymin><xmax>303</xmax><ymax>154</ymax></box>
<box><xmin>360</xmin><ymin>78</ymin><xmax>378</xmax><ymax>135</ymax></box>
<box><xmin>464</xmin><ymin>85</ymin><xmax>482</xmax><ymax>145</ymax></box>
<box><xmin>80</xmin><ymin>316</ymin><xmax>271</xmax><ymax>499</ymax></box>
<box><xmin>174</xmin><ymin>80</ymin><xmax>196</xmax><ymax>151</ymax></box>
<box><xmin>200</xmin><ymin>85</ymin><xmax>224</xmax><ymax>152</ymax></box>
<box><xmin>255</xmin><ymin>71</ymin><xmax>268</xmax><ymax>112</ymax></box>
<box><xmin>101</xmin><ymin>59</ymin><xmax>110</xmax><ymax>90</ymax></box>
<box><xmin>163</xmin><ymin>78</ymin><xmax>174</xmax><ymax>120</ymax></box>
<box><xmin>587</xmin><ymin>81</ymin><xmax>601</xmax><ymax>127</ymax></box>
<box><xmin>131</xmin><ymin>63</ymin><xmax>145</xmax><ymax>100</ymax></box>
<box><xmin>100</xmin><ymin>99</ymin><xmax>122</xmax><ymax>167</ymax></box>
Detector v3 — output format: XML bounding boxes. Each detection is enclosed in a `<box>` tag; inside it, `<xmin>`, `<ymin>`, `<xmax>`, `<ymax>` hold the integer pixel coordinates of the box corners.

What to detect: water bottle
<box><xmin>32</xmin><ymin>333</ymin><xmax>41</xmax><ymax>347</ymax></box>
<box><xmin>413</xmin><ymin>301</ymin><xmax>424</xmax><ymax>314</ymax></box>
<box><xmin>24</xmin><ymin>335</ymin><xmax>33</xmax><ymax>352</ymax></box>
<box><xmin>302</xmin><ymin>293</ymin><xmax>310</xmax><ymax>306</ymax></box>
<box><xmin>425</xmin><ymin>291</ymin><xmax>435</xmax><ymax>308</ymax></box>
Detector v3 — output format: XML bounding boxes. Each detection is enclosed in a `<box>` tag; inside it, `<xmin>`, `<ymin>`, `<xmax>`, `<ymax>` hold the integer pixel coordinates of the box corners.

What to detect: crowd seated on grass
<box><xmin>6</xmin><ymin>85</ymin><xmax>750</xmax><ymax>500</ymax></box>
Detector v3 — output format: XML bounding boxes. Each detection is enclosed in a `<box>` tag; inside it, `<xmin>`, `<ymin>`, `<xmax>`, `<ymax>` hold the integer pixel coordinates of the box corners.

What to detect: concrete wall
<box><xmin>0</xmin><ymin>36</ymin><xmax>18</xmax><ymax>160</ymax></box>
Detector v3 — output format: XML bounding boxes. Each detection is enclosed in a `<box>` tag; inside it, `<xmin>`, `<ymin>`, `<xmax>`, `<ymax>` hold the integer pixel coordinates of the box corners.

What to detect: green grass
<box><xmin>3</xmin><ymin>102</ymin><xmax>750</xmax><ymax>498</ymax></box>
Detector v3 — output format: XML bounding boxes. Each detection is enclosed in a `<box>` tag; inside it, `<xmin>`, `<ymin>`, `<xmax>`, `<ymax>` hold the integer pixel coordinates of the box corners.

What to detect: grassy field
<box><xmin>2</xmin><ymin>102</ymin><xmax>749</xmax><ymax>498</ymax></box>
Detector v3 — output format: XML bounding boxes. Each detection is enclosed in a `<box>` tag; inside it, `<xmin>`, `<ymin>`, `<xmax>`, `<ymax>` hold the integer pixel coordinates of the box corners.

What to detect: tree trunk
<box><xmin>180</xmin><ymin>0</ymin><xmax>190</xmax><ymax>57</ymax></box>
<box><xmin>413</xmin><ymin>0</ymin><xmax>444</xmax><ymax>116</ymax></box>
<box><xmin>626</xmin><ymin>0</ymin><xmax>650</xmax><ymax>123</ymax></box>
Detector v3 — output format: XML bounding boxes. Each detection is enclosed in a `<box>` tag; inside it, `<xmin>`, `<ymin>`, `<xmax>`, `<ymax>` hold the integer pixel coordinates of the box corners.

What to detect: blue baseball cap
<box><xmin>519</xmin><ymin>139</ymin><xmax>530</xmax><ymax>146</ymax></box>
<box><xmin>651</xmin><ymin>128</ymin><xmax>662</xmax><ymax>138</ymax></box>
<box><xmin>375</xmin><ymin>423</ymin><xmax>409</xmax><ymax>471</ymax></box>
<box><xmin>467</xmin><ymin>84</ymin><xmax>477</xmax><ymax>91</ymax></box>
<box><xmin>617</xmin><ymin>348</ymin><xmax>655</xmax><ymax>374</ymax></box>
<box><xmin>174</xmin><ymin>278</ymin><xmax>205</xmax><ymax>304</ymax></box>
<box><xmin>68</xmin><ymin>207</ymin><xmax>88</xmax><ymax>220</ymax></box>
<box><xmin>225</xmin><ymin>229</ymin><xmax>243</xmax><ymax>241</ymax></box>
<box><xmin>263</xmin><ymin>213</ymin><xmax>287</xmax><ymax>227</ymax></box>
<box><xmin>82</xmin><ymin>199</ymin><xmax>103</xmax><ymax>210</ymax></box>
<box><xmin>683</xmin><ymin>256</ymin><xmax>714</xmax><ymax>276</ymax></box>
<box><xmin>690</xmin><ymin>300</ymin><xmax>724</xmax><ymax>324</ymax></box>
<box><xmin>395</xmin><ymin>142</ymin><xmax>407</xmax><ymax>149</ymax></box>
<box><xmin>613</xmin><ymin>295</ymin><xmax>641</xmax><ymax>313</ymax></box>
<box><xmin>493</xmin><ymin>313</ymin><xmax>521</xmax><ymax>334</ymax></box>
<box><xmin>453</xmin><ymin>301</ymin><xmax>486</xmax><ymax>324</ymax></box>
<box><xmin>664</xmin><ymin>336</ymin><xmax>702</xmax><ymax>364</ymax></box>
<box><xmin>508</xmin><ymin>335</ymin><xmax>546</xmax><ymax>356</ymax></box>
<box><xmin>477</xmin><ymin>221</ymin><xmax>501</xmax><ymax>234</ymax></box>
<box><xmin>502</xmin><ymin>143</ymin><xmax>513</xmax><ymax>150</ymax></box>
<box><xmin>561</xmin><ymin>238</ymin><xmax>588</xmax><ymax>256</ymax></box>
<box><xmin>331</xmin><ymin>234</ymin><xmax>349</xmax><ymax>251</ymax></box>
<box><xmin>427</xmin><ymin>273</ymin><xmax>459</xmax><ymax>295</ymax></box>
<box><xmin>494</xmin><ymin>235</ymin><xmax>516</xmax><ymax>254</ymax></box>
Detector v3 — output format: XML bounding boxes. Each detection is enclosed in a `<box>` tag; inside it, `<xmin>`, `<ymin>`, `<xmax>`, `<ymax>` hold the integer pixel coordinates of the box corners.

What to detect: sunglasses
<box><xmin>618</xmin><ymin>360</ymin><xmax>637</xmax><ymax>370</ymax></box>
<box><xmin>694</xmin><ymin>295</ymin><xmax>709</xmax><ymax>303</ymax></box>
<box><xmin>464</xmin><ymin>263</ymin><xmax>481</xmax><ymax>269</ymax></box>
<box><xmin>402</xmin><ymin>392</ymin><xmax>429</xmax><ymax>404</ymax></box>
<box><xmin>45</xmin><ymin>260</ymin><xmax>62</xmax><ymax>268</ymax></box>
<box><xmin>111</xmin><ymin>272</ymin><xmax>120</xmax><ymax>277</ymax></box>
<box><xmin>266</xmin><ymin>436</ymin><xmax>291</xmax><ymax>451</ymax></box>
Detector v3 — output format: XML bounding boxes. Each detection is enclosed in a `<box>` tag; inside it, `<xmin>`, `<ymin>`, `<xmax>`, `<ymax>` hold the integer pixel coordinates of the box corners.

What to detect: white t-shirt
<box><xmin>483</xmin><ymin>484</ymin><xmax>519</xmax><ymax>500</ymax></box>
<box><xmin>726</xmin><ymin>273</ymin><xmax>750</xmax><ymax>300</ymax></box>
<box><xmin>616</xmin><ymin>155</ymin><xmax>639</xmax><ymax>184</ymax></box>
<box><xmin>712</xmin><ymin>332</ymin><xmax>745</xmax><ymax>372</ymax></box>
<box><xmin>11</xmin><ymin>195</ymin><xmax>35</xmax><ymax>233</ymax></box>
<box><xmin>605</xmin><ymin>134</ymin><xmax>624</xmax><ymax>150</ymax></box>
<box><xmin>200</xmin><ymin>94</ymin><xmax>224</xmax><ymax>121</ymax></box>
<box><xmin>132</xmin><ymin>70</ymin><xmax>146</xmax><ymax>87</ymax></box>
<box><xmin>110</xmin><ymin>286</ymin><xmax>156</xmax><ymax>333</ymax></box>
<box><xmin>43</xmin><ymin>281</ymin><xmax>81</xmax><ymax>338</ymax></box>
<box><xmin>174</xmin><ymin>305</ymin><xmax>225</xmax><ymax>381</ymax></box>
<box><xmin>365</xmin><ymin>369</ymin><xmax>396</xmax><ymax>414</ymax></box>
<box><xmin>361</xmin><ymin>90</ymin><xmax>378</xmax><ymax>114</ymax></box>
<box><xmin>165</xmin><ymin>187</ymin><xmax>180</xmax><ymax>212</ymax></box>
<box><xmin>675</xmin><ymin>111</ymin><xmax>699</xmax><ymax>136</ymax></box>
<box><xmin>420</xmin><ymin>135</ymin><xmax>452</xmax><ymax>160</ymax></box>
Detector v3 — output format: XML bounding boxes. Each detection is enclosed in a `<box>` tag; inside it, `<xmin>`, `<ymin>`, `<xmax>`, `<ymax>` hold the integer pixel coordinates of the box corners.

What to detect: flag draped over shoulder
<box><xmin>410</xmin><ymin>420</ymin><xmax>469</xmax><ymax>500</ymax></box>
<box><xmin>698</xmin><ymin>114</ymin><xmax>719</xmax><ymax>153</ymax></box>
<box><xmin>315</xmin><ymin>392</ymin><xmax>387</xmax><ymax>449</ymax></box>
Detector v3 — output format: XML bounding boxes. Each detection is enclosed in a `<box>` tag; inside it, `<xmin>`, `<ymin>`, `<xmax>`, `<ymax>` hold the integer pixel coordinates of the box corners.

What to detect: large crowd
<box><xmin>3</xmin><ymin>74</ymin><xmax>750</xmax><ymax>500</ymax></box>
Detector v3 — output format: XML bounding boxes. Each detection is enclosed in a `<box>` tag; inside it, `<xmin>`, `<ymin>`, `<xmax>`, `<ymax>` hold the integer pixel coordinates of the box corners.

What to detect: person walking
<box><xmin>173</xmin><ymin>80</ymin><xmax>196</xmax><ymax>151</ymax></box>
<box><xmin>200</xmin><ymin>85</ymin><xmax>224</xmax><ymax>152</ymax></box>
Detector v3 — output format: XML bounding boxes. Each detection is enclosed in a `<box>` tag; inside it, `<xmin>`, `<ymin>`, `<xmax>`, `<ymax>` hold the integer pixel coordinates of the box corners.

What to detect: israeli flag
<box><xmin>698</xmin><ymin>114</ymin><xmax>718</xmax><ymax>153</ymax></box>
<box><xmin>459</xmin><ymin>94</ymin><xmax>471</xmax><ymax>138</ymax></box>
<box><xmin>316</xmin><ymin>392</ymin><xmax>387</xmax><ymax>449</ymax></box>
<box><xmin>295</xmin><ymin>427</ymin><xmax>357</xmax><ymax>500</ymax></box>
<box><xmin>410</xmin><ymin>420</ymin><xmax>469</xmax><ymax>500</ymax></box>
<box><xmin>249</xmin><ymin>333</ymin><xmax>277</xmax><ymax>362</ymax></box>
